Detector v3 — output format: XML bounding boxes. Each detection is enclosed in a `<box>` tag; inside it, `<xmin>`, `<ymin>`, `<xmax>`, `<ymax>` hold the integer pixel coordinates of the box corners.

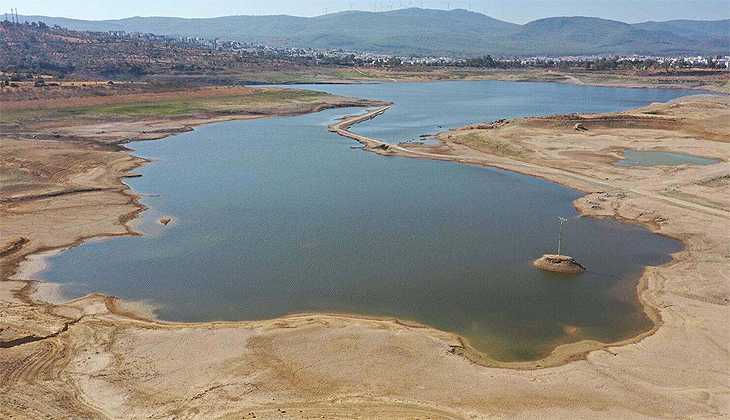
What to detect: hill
<box><xmin>0</xmin><ymin>21</ymin><xmax>302</xmax><ymax>78</ymax></box>
<box><xmin>18</xmin><ymin>9</ymin><xmax>729</xmax><ymax>57</ymax></box>
<box><xmin>633</xmin><ymin>19</ymin><xmax>729</xmax><ymax>38</ymax></box>
<box><xmin>502</xmin><ymin>17</ymin><xmax>727</xmax><ymax>56</ymax></box>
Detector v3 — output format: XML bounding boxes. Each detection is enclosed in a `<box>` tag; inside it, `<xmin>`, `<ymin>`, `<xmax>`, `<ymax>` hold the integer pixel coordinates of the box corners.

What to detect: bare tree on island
<box><xmin>533</xmin><ymin>216</ymin><xmax>586</xmax><ymax>274</ymax></box>
<box><xmin>557</xmin><ymin>216</ymin><xmax>568</xmax><ymax>256</ymax></box>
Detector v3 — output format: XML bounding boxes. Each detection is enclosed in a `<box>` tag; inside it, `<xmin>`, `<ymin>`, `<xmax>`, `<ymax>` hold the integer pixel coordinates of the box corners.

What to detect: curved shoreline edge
<box><xmin>327</xmin><ymin>107</ymin><xmax>654</xmax><ymax>369</ymax></box>
<box><xmin>1</xmin><ymin>91</ymin><xmax>728</xmax><ymax>418</ymax></box>
<box><xmin>7</xmin><ymin>100</ymin><xmax>717</xmax><ymax>369</ymax></box>
<box><xmin>327</xmin><ymin>101</ymin><xmax>729</xmax><ymax>369</ymax></box>
<box><xmin>6</xmin><ymin>103</ymin><xmax>634</xmax><ymax>370</ymax></box>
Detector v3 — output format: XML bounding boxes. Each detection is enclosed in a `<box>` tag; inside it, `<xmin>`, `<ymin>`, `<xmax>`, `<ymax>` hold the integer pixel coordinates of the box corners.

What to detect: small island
<box><xmin>533</xmin><ymin>216</ymin><xmax>586</xmax><ymax>274</ymax></box>
<box><xmin>534</xmin><ymin>254</ymin><xmax>587</xmax><ymax>274</ymax></box>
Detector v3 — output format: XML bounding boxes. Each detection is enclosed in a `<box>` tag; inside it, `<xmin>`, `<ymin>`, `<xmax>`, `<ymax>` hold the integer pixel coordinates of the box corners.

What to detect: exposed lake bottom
<box><xmin>39</xmin><ymin>81</ymin><xmax>691</xmax><ymax>361</ymax></box>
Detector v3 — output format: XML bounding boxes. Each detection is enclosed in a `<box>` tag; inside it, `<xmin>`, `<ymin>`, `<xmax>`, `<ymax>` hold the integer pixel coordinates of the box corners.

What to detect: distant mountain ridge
<box><xmin>17</xmin><ymin>9</ymin><xmax>730</xmax><ymax>57</ymax></box>
<box><xmin>633</xmin><ymin>19</ymin><xmax>729</xmax><ymax>38</ymax></box>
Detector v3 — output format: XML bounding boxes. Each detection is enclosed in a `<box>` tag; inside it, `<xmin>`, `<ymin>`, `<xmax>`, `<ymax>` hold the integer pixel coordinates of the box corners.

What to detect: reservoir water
<box><xmin>39</xmin><ymin>81</ymin><xmax>691</xmax><ymax>361</ymax></box>
<box><xmin>616</xmin><ymin>150</ymin><xmax>719</xmax><ymax>167</ymax></box>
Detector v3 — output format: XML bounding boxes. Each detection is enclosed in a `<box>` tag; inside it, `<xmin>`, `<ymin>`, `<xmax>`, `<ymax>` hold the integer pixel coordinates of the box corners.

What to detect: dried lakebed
<box><xmin>36</xmin><ymin>81</ymin><xmax>697</xmax><ymax>361</ymax></box>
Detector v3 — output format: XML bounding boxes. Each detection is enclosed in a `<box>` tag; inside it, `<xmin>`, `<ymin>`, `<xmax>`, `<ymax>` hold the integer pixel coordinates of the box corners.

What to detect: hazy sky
<box><xmin>9</xmin><ymin>0</ymin><xmax>730</xmax><ymax>23</ymax></box>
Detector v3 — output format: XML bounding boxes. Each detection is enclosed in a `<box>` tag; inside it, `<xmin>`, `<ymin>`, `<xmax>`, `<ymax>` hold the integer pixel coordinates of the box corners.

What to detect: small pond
<box><xmin>616</xmin><ymin>150</ymin><xmax>718</xmax><ymax>167</ymax></box>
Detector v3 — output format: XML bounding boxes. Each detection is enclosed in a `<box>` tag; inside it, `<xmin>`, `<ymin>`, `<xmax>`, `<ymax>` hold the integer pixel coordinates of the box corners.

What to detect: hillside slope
<box><xmin>633</xmin><ymin>19</ymin><xmax>729</xmax><ymax>38</ymax></box>
<box><xmin>502</xmin><ymin>17</ymin><xmax>728</xmax><ymax>56</ymax></box>
<box><xmin>0</xmin><ymin>21</ymin><xmax>301</xmax><ymax>78</ymax></box>
<box><xmin>19</xmin><ymin>9</ymin><xmax>730</xmax><ymax>57</ymax></box>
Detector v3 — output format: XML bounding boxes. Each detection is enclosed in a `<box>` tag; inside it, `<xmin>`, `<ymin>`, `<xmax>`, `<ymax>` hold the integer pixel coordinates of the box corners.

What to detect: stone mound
<box><xmin>534</xmin><ymin>254</ymin><xmax>586</xmax><ymax>274</ymax></box>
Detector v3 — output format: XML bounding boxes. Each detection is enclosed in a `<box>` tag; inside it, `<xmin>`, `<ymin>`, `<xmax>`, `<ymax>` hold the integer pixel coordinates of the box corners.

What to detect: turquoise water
<box><xmin>39</xmin><ymin>81</ymin><xmax>691</xmax><ymax>361</ymax></box>
<box><xmin>616</xmin><ymin>150</ymin><xmax>719</xmax><ymax>167</ymax></box>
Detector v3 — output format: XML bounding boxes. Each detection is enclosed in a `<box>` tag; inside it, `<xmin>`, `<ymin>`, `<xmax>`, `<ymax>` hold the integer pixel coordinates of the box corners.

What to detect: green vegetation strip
<box><xmin>1</xmin><ymin>89</ymin><xmax>330</xmax><ymax>123</ymax></box>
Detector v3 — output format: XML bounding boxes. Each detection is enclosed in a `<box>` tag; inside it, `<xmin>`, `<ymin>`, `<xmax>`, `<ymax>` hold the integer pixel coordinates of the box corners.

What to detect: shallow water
<box><xmin>616</xmin><ymin>150</ymin><xmax>719</xmax><ymax>167</ymax></box>
<box><xmin>40</xmin><ymin>81</ymin><xmax>691</xmax><ymax>361</ymax></box>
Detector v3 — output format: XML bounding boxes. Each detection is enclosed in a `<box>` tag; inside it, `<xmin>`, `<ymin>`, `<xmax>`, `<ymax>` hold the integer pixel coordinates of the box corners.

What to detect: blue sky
<box><xmin>9</xmin><ymin>0</ymin><xmax>730</xmax><ymax>23</ymax></box>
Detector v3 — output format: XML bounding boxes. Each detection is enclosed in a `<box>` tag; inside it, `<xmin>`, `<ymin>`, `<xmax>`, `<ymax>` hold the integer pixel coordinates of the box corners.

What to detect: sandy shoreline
<box><xmin>0</xmin><ymin>92</ymin><xmax>389</xmax><ymax>328</ymax></box>
<box><xmin>327</xmin><ymin>99</ymin><xmax>728</xmax><ymax>367</ymax></box>
<box><xmin>1</xmin><ymin>89</ymin><xmax>728</xmax><ymax>418</ymax></box>
<box><xmin>303</xmin><ymin>68</ymin><xmax>730</xmax><ymax>95</ymax></box>
<box><xmin>2</xmin><ymin>102</ymin><xmax>395</xmax><ymax>314</ymax></box>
